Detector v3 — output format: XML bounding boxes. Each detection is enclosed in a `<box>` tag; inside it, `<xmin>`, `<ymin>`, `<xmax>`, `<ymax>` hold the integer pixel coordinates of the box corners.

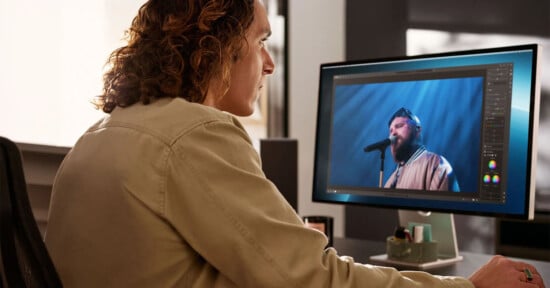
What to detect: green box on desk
<box><xmin>386</xmin><ymin>237</ymin><xmax>439</xmax><ymax>263</ymax></box>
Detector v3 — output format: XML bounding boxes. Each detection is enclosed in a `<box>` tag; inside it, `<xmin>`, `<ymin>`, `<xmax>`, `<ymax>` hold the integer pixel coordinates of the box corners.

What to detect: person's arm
<box><xmin>165</xmin><ymin>116</ymin><xmax>473</xmax><ymax>287</ymax></box>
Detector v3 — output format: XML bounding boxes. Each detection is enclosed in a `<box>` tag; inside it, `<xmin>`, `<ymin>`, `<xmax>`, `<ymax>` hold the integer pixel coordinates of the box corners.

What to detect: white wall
<box><xmin>288</xmin><ymin>0</ymin><xmax>346</xmax><ymax>237</ymax></box>
<box><xmin>0</xmin><ymin>1</ymin><xmax>144</xmax><ymax>147</ymax></box>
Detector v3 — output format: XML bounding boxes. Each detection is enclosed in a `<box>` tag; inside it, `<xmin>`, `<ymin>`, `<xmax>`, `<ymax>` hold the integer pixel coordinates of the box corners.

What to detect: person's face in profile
<box><xmin>389</xmin><ymin>116</ymin><xmax>420</xmax><ymax>162</ymax></box>
<box><xmin>205</xmin><ymin>0</ymin><xmax>275</xmax><ymax>116</ymax></box>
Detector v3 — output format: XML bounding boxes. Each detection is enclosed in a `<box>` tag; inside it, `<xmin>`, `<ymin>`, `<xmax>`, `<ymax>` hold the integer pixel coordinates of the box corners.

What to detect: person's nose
<box><xmin>263</xmin><ymin>48</ymin><xmax>275</xmax><ymax>75</ymax></box>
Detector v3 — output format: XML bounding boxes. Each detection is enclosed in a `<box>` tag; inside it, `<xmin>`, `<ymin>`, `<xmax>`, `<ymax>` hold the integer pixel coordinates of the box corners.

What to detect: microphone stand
<box><xmin>376</xmin><ymin>148</ymin><xmax>386</xmax><ymax>188</ymax></box>
<box><xmin>364</xmin><ymin>140</ymin><xmax>392</xmax><ymax>187</ymax></box>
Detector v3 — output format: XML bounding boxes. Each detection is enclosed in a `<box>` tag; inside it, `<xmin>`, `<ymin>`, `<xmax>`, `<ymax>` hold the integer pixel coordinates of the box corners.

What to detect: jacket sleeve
<box><xmin>164</xmin><ymin>117</ymin><xmax>474</xmax><ymax>288</ymax></box>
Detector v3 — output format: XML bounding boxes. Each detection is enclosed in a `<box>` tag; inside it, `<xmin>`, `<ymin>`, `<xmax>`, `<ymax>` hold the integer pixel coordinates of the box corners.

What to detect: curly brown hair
<box><xmin>96</xmin><ymin>0</ymin><xmax>255</xmax><ymax>113</ymax></box>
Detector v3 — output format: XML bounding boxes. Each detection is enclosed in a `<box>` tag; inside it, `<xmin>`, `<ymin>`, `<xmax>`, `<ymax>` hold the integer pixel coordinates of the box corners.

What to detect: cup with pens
<box><xmin>386</xmin><ymin>223</ymin><xmax>438</xmax><ymax>263</ymax></box>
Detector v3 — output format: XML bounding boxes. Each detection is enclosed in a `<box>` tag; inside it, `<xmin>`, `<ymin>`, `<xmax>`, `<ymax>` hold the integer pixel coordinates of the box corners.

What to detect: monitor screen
<box><xmin>313</xmin><ymin>44</ymin><xmax>542</xmax><ymax>220</ymax></box>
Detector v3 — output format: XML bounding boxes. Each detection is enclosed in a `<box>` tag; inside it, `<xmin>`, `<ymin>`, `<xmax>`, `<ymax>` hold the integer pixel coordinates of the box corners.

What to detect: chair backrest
<box><xmin>0</xmin><ymin>136</ymin><xmax>62</xmax><ymax>287</ymax></box>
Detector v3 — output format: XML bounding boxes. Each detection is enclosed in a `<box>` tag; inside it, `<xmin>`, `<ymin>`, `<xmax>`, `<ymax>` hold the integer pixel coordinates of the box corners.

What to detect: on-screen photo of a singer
<box><xmin>365</xmin><ymin>107</ymin><xmax>460</xmax><ymax>192</ymax></box>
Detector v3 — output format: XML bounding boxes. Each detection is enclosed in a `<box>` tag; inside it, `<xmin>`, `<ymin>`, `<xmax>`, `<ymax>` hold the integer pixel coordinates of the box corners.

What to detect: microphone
<box><xmin>364</xmin><ymin>135</ymin><xmax>396</xmax><ymax>152</ymax></box>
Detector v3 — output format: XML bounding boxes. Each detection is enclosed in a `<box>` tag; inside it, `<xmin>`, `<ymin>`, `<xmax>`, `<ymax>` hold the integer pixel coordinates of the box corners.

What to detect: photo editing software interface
<box><xmin>313</xmin><ymin>44</ymin><xmax>541</xmax><ymax>219</ymax></box>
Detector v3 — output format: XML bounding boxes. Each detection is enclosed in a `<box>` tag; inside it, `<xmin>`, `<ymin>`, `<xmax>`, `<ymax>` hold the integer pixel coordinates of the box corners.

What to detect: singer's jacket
<box><xmin>384</xmin><ymin>146</ymin><xmax>460</xmax><ymax>191</ymax></box>
<box><xmin>45</xmin><ymin>97</ymin><xmax>473</xmax><ymax>287</ymax></box>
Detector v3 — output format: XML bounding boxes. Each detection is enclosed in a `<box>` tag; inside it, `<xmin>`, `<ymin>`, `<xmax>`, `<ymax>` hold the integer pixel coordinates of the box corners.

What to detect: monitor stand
<box><xmin>369</xmin><ymin>210</ymin><xmax>463</xmax><ymax>270</ymax></box>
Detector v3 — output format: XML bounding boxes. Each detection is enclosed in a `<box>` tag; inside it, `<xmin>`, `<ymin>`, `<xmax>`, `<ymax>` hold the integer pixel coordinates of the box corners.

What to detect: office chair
<box><xmin>0</xmin><ymin>136</ymin><xmax>62</xmax><ymax>287</ymax></box>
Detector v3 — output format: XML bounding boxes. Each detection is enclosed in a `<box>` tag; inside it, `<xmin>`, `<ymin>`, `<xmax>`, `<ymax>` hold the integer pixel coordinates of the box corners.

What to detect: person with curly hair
<box><xmin>44</xmin><ymin>0</ymin><xmax>545</xmax><ymax>287</ymax></box>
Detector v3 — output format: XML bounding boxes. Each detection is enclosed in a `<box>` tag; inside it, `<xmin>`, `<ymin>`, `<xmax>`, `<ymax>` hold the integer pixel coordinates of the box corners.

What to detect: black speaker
<box><xmin>260</xmin><ymin>138</ymin><xmax>298</xmax><ymax>211</ymax></box>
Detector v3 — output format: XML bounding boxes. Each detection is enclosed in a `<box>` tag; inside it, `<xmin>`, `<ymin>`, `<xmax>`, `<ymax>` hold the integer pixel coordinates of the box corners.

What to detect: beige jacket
<box><xmin>384</xmin><ymin>147</ymin><xmax>455</xmax><ymax>191</ymax></box>
<box><xmin>45</xmin><ymin>98</ymin><xmax>473</xmax><ymax>287</ymax></box>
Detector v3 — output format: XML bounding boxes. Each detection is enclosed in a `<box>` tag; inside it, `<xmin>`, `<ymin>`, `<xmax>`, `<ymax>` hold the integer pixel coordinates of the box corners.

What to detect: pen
<box><xmin>394</xmin><ymin>226</ymin><xmax>412</xmax><ymax>242</ymax></box>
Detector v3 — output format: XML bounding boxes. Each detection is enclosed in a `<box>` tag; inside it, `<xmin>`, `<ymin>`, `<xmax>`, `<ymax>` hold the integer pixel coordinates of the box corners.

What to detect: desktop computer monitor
<box><xmin>312</xmin><ymin>44</ymin><xmax>542</xmax><ymax>268</ymax></box>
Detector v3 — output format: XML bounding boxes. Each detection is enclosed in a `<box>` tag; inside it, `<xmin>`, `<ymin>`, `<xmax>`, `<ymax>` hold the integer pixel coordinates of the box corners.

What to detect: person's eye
<box><xmin>260</xmin><ymin>37</ymin><xmax>269</xmax><ymax>48</ymax></box>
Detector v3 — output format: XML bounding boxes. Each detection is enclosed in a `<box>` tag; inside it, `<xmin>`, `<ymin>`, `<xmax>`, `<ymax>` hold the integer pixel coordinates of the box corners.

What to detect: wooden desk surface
<box><xmin>333</xmin><ymin>237</ymin><xmax>550</xmax><ymax>280</ymax></box>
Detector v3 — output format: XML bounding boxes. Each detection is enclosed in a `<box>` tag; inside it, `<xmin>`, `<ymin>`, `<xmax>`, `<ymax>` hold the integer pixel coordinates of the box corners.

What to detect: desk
<box><xmin>333</xmin><ymin>237</ymin><xmax>550</xmax><ymax>280</ymax></box>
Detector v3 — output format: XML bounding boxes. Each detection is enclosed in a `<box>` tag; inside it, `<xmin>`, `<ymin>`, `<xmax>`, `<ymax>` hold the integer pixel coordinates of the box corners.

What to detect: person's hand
<box><xmin>469</xmin><ymin>255</ymin><xmax>545</xmax><ymax>288</ymax></box>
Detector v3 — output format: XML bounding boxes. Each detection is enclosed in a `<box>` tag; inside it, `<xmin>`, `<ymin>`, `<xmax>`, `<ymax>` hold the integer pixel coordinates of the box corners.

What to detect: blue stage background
<box><xmin>328</xmin><ymin>77</ymin><xmax>484</xmax><ymax>192</ymax></box>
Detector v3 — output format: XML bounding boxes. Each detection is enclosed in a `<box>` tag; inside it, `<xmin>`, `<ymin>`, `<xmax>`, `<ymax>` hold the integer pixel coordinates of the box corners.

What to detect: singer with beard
<box><xmin>383</xmin><ymin>107</ymin><xmax>460</xmax><ymax>191</ymax></box>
